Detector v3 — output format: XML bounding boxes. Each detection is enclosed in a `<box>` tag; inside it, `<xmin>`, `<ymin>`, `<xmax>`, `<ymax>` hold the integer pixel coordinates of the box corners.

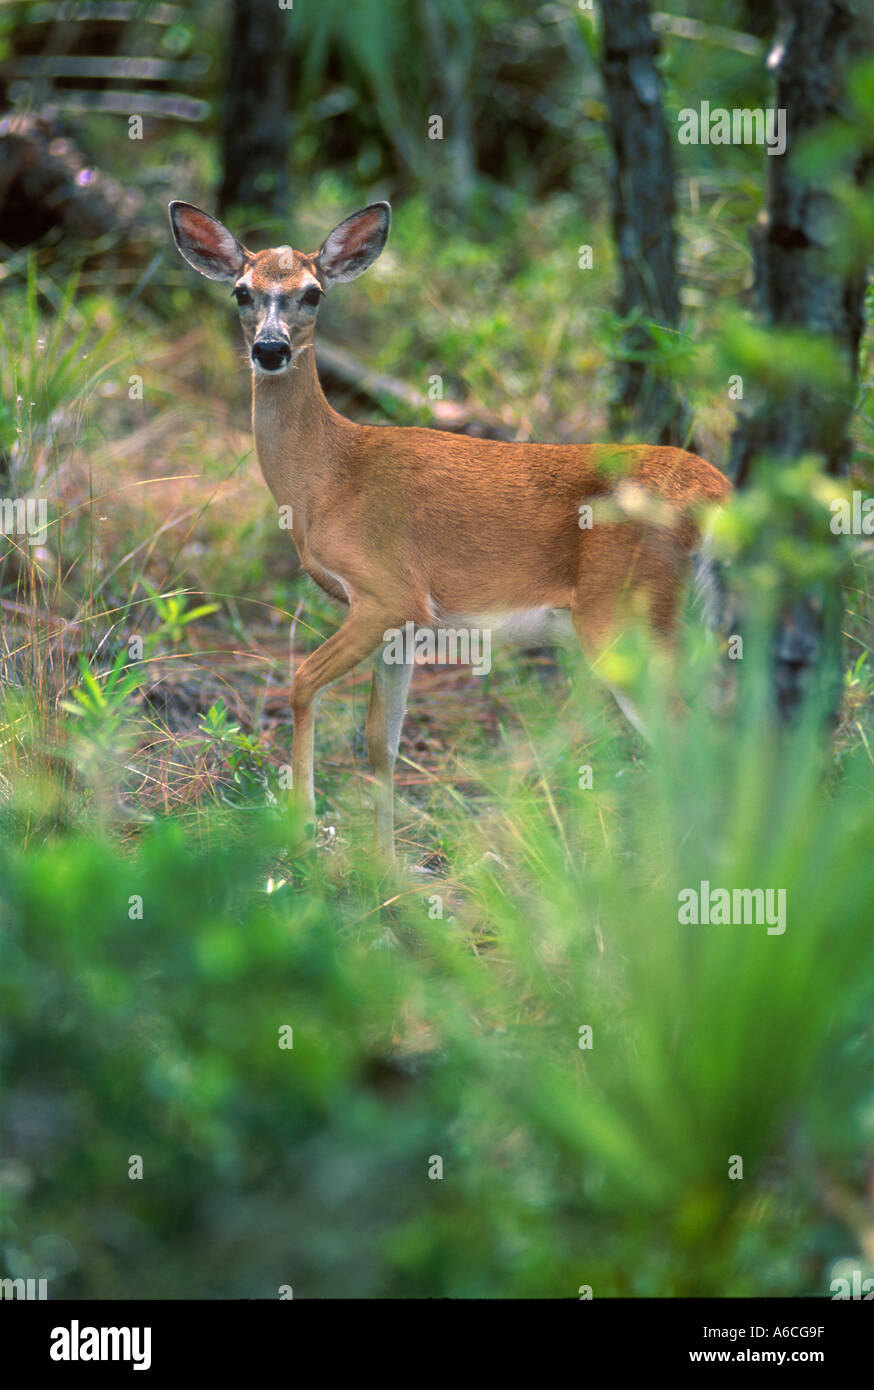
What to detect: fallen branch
<box><xmin>0</xmin><ymin>112</ymin><xmax>144</xmax><ymax>248</ymax></box>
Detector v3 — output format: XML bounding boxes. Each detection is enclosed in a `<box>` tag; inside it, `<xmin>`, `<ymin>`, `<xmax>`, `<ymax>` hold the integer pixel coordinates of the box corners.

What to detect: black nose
<box><xmin>252</xmin><ymin>339</ymin><xmax>291</xmax><ymax>372</ymax></box>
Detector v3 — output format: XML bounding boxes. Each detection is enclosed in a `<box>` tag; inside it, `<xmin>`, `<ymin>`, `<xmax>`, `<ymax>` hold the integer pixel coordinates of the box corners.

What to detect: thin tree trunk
<box><xmin>600</xmin><ymin>0</ymin><xmax>686</xmax><ymax>446</ymax></box>
<box><xmin>728</xmin><ymin>0</ymin><xmax>871</xmax><ymax>722</ymax></box>
<box><xmin>219</xmin><ymin>0</ymin><xmax>290</xmax><ymax>217</ymax></box>
<box><xmin>420</xmin><ymin>0</ymin><xmax>476</xmax><ymax>218</ymax></box>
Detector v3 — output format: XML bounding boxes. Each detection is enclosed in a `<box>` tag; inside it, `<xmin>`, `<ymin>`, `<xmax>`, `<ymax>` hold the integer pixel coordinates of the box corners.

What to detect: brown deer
<box><xmin>169</xmin><ymin>200</ymin><xmax>731</xmax><ymax>859</ymax></box>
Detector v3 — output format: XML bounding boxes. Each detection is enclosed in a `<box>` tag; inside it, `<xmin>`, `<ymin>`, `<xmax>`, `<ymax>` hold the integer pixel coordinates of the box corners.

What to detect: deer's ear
<box><xmin>316</xmin><ymin>202</ymin><xmax>390</xmax><ymax>286</ymax></box>
<box><xmin>169</xmin><ymin>202</ymin><xmax>248</xmax><ymax>281</ymax></box>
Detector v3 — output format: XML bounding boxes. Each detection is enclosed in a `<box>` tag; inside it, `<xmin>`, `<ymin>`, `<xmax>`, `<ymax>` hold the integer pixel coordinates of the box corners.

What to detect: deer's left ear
<box><xmin>316</xmin><ymin>202</ymin><xmax>390</xmax><ymax>286</ymax></box>
<box><xmin>169</xmin><ymin>201</ymin><xmax>249</xmax><ymax>281</ymax></box>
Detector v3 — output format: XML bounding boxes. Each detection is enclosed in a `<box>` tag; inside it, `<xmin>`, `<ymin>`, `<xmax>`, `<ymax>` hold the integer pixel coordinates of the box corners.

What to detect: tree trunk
<box><xmin>420</xmin><ymin>0</ymin><xmax>476</xmax><ymax>218</ymax></box>
<box><xmin>219</xmin><ymin>0</ymin><xmax>290</xmax><ymax>217</ymax></box>
<box><xmin>600</xmin><ymin>0</ymin><xmax>686</xmax><ymax>446</ymax></box>
<box><xmin>728</xmin><ymin>0</ymin><xmax>871</xmax><ymax>722</ymax></box>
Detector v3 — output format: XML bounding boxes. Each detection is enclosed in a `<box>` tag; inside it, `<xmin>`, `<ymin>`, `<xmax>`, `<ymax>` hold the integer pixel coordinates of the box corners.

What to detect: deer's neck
<box><xmin>251</xmin><ymin>345</ymin><xmax>355</xmax><ymax>529</ymax></box>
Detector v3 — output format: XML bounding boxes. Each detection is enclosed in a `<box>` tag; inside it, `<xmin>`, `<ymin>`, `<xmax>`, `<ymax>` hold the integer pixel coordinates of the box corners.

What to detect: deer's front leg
<box><xmin>366</xmin><ymin>644</ymin><xmax>414</xmax><ymax>860</ymax></box>
<box><xmin>290</xmin><ymin>605</ymin><xmax>389</xmax><ymax>831</ymax></box>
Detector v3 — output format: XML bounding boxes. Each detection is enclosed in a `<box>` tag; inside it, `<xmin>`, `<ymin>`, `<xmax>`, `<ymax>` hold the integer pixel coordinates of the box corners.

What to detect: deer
<box><xmin>169</xmin><ymin>199</ymin><xmax>732</xmax><ymax>861</ymax></box>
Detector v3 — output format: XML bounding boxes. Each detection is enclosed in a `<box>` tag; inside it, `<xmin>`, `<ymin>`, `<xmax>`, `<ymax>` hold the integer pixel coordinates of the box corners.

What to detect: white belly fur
<box><xmin>432</xmin><ymin>607</ymin><xmax>575</xmax><ymax>647</ymax></box>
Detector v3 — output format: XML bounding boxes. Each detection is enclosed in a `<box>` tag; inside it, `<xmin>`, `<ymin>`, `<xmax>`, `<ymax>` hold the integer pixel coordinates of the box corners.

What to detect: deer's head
<box><xmin>169</xmin><ymin>201</ymin><xmax>390</xmax><ymax>376</ymax></box>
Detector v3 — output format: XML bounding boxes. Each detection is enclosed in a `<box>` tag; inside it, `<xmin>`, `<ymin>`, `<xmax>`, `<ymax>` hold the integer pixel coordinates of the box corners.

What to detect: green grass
<box><xmin>2</xmin><ymin>642</ymin><xmax>874</xmax><ymax>1297</ymax></box>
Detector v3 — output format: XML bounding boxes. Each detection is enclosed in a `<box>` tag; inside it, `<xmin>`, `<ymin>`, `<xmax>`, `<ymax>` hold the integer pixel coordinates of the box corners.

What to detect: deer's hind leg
<box><xmin>570</xmin><ymin>523</ymin><xmax>689</xmax><ymax>737</ymax></box>
<box><xmin>366</xmin><ymin>645</ymin><xmax>414</xmax><ymax>860</ymax></box>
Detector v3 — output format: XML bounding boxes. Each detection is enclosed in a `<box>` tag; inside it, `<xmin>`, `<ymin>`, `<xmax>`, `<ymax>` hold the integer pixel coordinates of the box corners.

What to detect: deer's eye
<box><xmin>233</xmin><ymin>286</ymin><xmax>253</xmax><ymax>307</ymax></box>
<box><xmin>301</xmin><ymin>287</ymin><xmax>322</xmax><ymax>308</ymax></box>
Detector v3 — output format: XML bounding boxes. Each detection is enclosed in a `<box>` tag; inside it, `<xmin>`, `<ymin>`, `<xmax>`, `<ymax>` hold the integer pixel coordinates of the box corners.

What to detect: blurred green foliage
<box><xmin>2</xmin><ymin>643</ymin><xmax>874</xmax><ymax>1297</ymax></box>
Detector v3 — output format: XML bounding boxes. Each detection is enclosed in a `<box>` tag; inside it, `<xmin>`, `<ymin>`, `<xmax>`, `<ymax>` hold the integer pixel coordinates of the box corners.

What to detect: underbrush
<box><xmin>2</xmin><ymin>652</ymin><xmax>874</xmax><ymax>1296</ymax></box>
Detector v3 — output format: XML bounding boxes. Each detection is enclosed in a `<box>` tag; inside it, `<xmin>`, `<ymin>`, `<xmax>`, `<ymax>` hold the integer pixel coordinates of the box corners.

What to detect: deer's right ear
<box><xmin>169</xmin><ymin>202</ymin><xmax>248</xmax><ymax>281</ymax></box>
